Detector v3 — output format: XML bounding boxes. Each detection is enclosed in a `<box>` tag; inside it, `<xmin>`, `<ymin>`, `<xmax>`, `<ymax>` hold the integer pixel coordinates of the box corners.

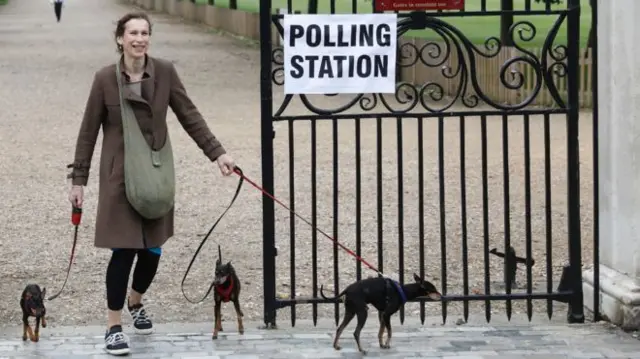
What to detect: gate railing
<box><xmin>258</xmin><ymin>0</ymin><xmax>589</xmax><ymax>329</ymax></box>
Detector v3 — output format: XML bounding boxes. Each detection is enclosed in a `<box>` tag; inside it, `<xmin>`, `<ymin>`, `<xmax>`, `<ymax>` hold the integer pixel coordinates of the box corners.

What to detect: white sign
<box><xmin>283</xmin><ymin>13</ymin><xmax>398</xmax><ymax>95</ymax></box>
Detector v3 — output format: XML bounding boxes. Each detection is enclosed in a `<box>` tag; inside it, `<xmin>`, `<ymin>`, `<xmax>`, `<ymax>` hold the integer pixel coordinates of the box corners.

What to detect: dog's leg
<box><xmin>21</xmin><ymin>314</ymin><xmax>29</xmax><ymax>341</ymax></box>
<box><xmin>22</xmin><ymin>313</ymin><xmax>35</xmax><ymax>342</ymax></box>
<box><xmin>33</xmin><ymin>316</ymin><xmax>41</xmax><ymax>342</ymax></box>
<box><xmin>333</xmin><ymin>308</ymin><xmax>355</xmax><ymax>351</ymax></box>
<box><xmin>377</xmin><ymin>311</ymin><xmax>385</xmax><ymax>348</ymax></box>
<box><xmin>25</xmin><ymin>323</ymin><xmax>35</xmax><ymax>342</ymax></box>
<box><xmin>382</xmin><ymin>311</ymin><xmax>393</xmax><ymax>349</ymax></box>
<box><xmin>233</xmin><ymin>299</ymin><xmax>244</xmax><ymax>335</ymax></box>
<box><xmin>217</xmin><ymin>304</ymin><xmax>224</xmax><ymax>332</ymax></box>
<box><xmin>212</xmin><ymin>299</ymin><xmax>222</xmax><ymax>340</ymax></box>
<box><xmin>41</xmin><ymin>315</ymin><xmax>47</xmax><ymax>328</ymax></box>
<box><xmin>353</xmin><ymin>307</ymin><xmax>369</xmax><ymax>354</ymax></box>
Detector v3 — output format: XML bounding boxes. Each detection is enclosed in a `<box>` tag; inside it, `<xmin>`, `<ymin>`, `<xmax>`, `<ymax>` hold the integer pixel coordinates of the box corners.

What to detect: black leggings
<box><xmin>106</xmin><ymin>249</ymin><xmax>160</xmax><ymax>311</ymax></box>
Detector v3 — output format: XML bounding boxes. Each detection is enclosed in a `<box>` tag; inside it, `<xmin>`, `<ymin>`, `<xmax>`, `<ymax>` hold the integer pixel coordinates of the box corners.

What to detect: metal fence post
<box><xmin>259</xmin><ymin>0</ymin><xmax>277</xmax><ymax>329</ymax></box>
<box><xmin>566</xmin><ymin>0</ymin><xmax>585</xmax><ymax>324</ymax></box>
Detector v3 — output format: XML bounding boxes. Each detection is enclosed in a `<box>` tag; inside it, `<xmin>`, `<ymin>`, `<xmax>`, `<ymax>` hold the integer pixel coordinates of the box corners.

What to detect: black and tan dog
<box><xmin>320</xmin><ymin>273</ymin><xmax>441</xmax><ymax>354</ymax></box>
<box><xmin>20</xmin><ymin>284</ymin><xmax>47</xmax><ymax>342</ymax></box>
<box><xmin>212</xmin><ymin>245</ymin><xmax>244</xmax><ymax>340</ymax></box>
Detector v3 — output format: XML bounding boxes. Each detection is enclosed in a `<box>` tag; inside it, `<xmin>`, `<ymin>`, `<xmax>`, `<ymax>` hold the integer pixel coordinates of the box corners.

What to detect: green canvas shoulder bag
<box><xmin>115</xmin><ymin>61</ymin><xmax>176</xmax><ymax>220</ymax></box>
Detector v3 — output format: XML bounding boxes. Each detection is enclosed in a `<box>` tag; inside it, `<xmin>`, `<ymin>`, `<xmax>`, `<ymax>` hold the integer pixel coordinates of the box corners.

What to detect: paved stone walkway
<box><xmin>0</xmin><ymin>318</ymin><xmax>639</xmax><ymax>358</ymax></box>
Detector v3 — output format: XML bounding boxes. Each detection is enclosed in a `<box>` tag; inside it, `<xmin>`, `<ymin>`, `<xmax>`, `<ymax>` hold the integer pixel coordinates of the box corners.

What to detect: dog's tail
<box><xmin>319</xmin><ymin>285</ymin><xmax>347</xmax><ymax>302</ymax></box>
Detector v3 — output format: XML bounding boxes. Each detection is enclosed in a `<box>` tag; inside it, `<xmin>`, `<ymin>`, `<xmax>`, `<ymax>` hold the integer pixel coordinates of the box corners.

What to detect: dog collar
<box><xmin>390</xmin><ymin>279</ymin><xmax>407</xmax><ymax>304</ymax></box>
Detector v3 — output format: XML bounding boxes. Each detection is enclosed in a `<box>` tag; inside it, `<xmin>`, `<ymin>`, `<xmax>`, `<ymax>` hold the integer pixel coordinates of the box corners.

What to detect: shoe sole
<box><xmin>133</xmin><ymin>327</ymin><xmax>154</xmax><ymax>335</ymax></box>
<box><xmin>104</xmin><ymin>347</ymin><xmax>130</xmax><ymax>356</ymax></box>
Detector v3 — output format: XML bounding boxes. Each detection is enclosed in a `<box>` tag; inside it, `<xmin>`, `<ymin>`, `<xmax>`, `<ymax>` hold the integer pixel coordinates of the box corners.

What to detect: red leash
<box><xmin>48</xmin><ymin>206</ymin><xmax>82</xmax><ymax>301</ymax></box>
<box><xmin>232</xmin><ymin>168</ymin><xmax>385</xmax><ymax>278</ymax></box>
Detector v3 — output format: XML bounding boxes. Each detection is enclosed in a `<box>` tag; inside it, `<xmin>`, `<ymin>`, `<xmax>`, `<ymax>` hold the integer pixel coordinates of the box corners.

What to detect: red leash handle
<box><xmin>232</xmin><ymin>168</ymin><xmax>386</xmax><ymax>278</ymax></box>
<box><xmin>71</xmin><ymin>206</ymin><xmax>82</xmax><ymax>226</ymax></box>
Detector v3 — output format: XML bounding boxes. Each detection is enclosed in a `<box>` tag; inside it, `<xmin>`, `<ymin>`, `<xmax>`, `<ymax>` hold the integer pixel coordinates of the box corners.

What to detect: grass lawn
<box><xmin>195</xmin><ymin>0</ymin><xmax>591</xmax><ymax>47</ymax></box>
<box><xmin>0</xmin><ymin>0</ymin><xmax>8</xmax><ymax>5</ymax></box>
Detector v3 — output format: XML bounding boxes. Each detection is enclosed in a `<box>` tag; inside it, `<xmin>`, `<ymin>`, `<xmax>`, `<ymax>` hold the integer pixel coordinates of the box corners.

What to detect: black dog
<box><xmin>20</xmin><ymin>284</ymin><xmax>47</xmax><ymax>342</ymax></box>
<box><xmin>212</xmin><ymin>245</ymin><xmax>244</xmax><ymax>339</ymax></box>
<box><xmin>320</xmin><ymin>273</ymin><xmax>441</xmax><ymax>354</ymax></box>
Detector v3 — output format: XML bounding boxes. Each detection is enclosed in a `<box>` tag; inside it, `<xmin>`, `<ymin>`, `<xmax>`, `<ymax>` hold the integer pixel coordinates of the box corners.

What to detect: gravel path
<box><xmin>0</xmin><ymin>0</ymin><xmax>596</xmax><ymax>330</ymax></box>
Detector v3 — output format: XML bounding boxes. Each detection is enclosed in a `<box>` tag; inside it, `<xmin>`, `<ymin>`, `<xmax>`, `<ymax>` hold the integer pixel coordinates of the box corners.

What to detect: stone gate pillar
<box><xmin>582</xmin><ymin>0</ymin><xmax>640</xmax><ymax>330</ymax></box>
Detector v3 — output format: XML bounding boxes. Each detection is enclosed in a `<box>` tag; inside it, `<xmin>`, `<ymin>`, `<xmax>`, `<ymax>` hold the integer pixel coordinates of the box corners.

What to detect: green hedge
<box><xmin>195</xmin><ymin>0</ymin><xmax>592</xmax><ymax>47</ymax></box>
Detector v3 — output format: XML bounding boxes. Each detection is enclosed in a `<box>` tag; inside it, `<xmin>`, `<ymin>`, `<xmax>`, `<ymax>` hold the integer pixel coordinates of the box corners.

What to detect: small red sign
<box><xmin>375</xmin><ymin>0</ymin><xmax>465</xmax><ymax>12</ymax></box>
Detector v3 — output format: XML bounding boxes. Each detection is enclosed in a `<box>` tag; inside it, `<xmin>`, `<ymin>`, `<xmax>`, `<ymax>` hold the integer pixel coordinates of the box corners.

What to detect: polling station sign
<box><xmin>283</xmin><ymin>14</ymin><xmax>398</xmax><ymax>95</ymax></box>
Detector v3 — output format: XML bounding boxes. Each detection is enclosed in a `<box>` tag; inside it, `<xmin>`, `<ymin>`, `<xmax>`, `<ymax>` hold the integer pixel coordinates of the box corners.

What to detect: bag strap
<box><xmin>115</xmin><ymin>60</ymin><xmax>131</xmax><ymax>133</ymax></box>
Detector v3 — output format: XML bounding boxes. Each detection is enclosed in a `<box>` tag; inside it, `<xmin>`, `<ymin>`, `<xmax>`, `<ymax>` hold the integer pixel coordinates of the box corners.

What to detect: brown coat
<box><xmin>67</xmin><ymin>55</ymin><xmax>226</xmax><ymax>249</ymax></box>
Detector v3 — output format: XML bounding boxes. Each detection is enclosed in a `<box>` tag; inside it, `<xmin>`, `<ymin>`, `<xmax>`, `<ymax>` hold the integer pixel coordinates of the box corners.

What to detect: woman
<box><xmin>66</xmin><ymin>12</ymin><xmax>237</xmax><ymax>356</ymax></box>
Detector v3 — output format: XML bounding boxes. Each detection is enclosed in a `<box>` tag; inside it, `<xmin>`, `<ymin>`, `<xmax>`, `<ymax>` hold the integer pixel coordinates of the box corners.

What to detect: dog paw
<box><xmin>359</xmin><ymin>349</ymin><xmax>368</xmax><ymax>355</ymax></box>
<box><xmin>30</xmin><ymin>336</ymin><xmax>39</xmax><ymax>343</ymax></box>
<box><xmin>212</xmin><ymin>333</ymin><xmax>218</xmax><ymax>340</ymax></box>
<box><xmin>333</xmin><ymin>345</ymin><xmax>341</xmax><ymax>351</ymax></box>
<box><xmin>22</xmin><ymin>335</ymin><xmax>27</xmax><ymax>341</ymax></box>
<box><xmin>238</xmin><ymin>328</ymin><xmax>244</xmax><ymax>335</ymax></box>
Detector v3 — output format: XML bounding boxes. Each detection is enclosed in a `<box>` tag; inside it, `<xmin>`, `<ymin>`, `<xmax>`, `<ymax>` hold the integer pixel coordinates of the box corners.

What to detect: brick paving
<box><xmin>0</xmin><ymin>317</ymin><xmax>639</xmax><ymax>358</ymax></box>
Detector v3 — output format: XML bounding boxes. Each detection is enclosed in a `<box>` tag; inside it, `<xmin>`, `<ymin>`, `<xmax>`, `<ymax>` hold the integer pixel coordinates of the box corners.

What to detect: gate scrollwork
<box><xmin>270</xmin><ymin>11</ymin><xmax>570</xmax><ymax>117</ymax></box>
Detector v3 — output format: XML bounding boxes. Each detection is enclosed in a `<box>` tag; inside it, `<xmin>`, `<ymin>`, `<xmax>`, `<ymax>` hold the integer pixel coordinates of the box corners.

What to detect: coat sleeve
<box><xmin>67</xmin><ymin>72</ymin><xmax>105</xmax><ymax>186</ymax></box>
<box><xmin>168</xmin><ymin>63</ymin><xmax>226</xmax><ymax>162</ymax></box>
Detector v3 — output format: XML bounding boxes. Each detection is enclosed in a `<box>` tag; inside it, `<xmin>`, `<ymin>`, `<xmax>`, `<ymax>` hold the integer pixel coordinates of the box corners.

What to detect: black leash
<box><xmin>48</xmin><ymin>207</ymin><xmax>82</xmax><ymax>301</ymax></box>
<box><xmin>180</xmin><ymin>166</ymin><xmax>244</xmax><ymax>304</ymax></box>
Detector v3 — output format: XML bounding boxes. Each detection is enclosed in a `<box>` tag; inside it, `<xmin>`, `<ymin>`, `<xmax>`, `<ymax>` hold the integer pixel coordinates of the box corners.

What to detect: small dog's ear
<box><xmin>413</xmin><ymin>273</ymin><xmax>421</xmax><ymax>283</ymax></box>
<box><xmin>41</xmin><ymin>287</ymin><xmax>46</xmax><ymax>297</ymax></box>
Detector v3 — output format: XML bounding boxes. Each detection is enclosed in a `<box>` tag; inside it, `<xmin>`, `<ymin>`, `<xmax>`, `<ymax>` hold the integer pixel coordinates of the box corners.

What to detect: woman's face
<box><xmin>117</xmin><ymin>18</ymin><xmax>150</xmax><ymax>60</ymax></box>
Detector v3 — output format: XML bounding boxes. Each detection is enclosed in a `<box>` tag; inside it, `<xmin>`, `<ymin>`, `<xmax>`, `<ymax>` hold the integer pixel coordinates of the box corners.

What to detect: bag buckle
<box><xmin>151</xmin><ymin>151</ymin><xmax>161</xmax><ymax>167</ymax></box>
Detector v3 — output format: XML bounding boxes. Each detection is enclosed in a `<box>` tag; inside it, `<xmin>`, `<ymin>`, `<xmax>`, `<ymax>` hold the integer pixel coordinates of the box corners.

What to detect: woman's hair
<box><xmin>114</xmin><ymin>12</ymin><xmax>153</xmax><ymax>53</ymax></box>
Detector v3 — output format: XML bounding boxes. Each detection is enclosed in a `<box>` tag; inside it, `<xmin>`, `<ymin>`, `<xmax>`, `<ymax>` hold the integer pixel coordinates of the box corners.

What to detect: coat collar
<box><xmin>117</xmin><ymin>54</ymin><xmax>156</xmax><ymax>107</ymax></box>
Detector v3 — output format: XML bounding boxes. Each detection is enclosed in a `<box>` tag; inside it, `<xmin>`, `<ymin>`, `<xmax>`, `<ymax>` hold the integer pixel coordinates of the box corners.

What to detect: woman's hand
<box><xmin>216</xmin><ymin>154</ymin><xmax>236</xmax><ymax>176</ymax></box>
<box><xmin>69</xmin><ymin>185</ymin><xmax>84</xmax><ymax>208</ymax></box>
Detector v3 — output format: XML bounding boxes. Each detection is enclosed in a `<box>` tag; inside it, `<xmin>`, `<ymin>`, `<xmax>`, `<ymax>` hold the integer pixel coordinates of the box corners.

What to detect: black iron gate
<box><xmin>258</xmin><ymin>0</ymin><xmax>590</xmax><ymax>328</ymax></box>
